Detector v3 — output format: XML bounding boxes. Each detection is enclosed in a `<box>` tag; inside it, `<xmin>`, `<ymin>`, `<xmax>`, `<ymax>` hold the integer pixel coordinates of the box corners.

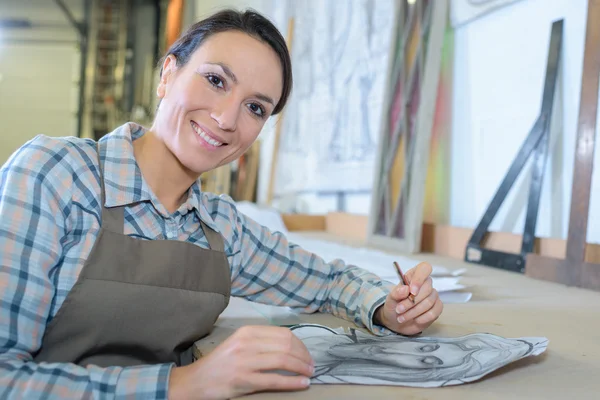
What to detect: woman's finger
<box><xmin>414</xmin><ymin>297</ymin><xmax>444</xmax><ymax>326</ymax></box>
<box><xmin>404</xmin><ymin>262</ymin><xmax>433</xmax><ymax>296</ymax></box>
<box><xmin>235</xmin><ymin>326</ymin><xmax>314</xmax><ymax>366</ymax></box>
<box><xmin>389</xmin><ymin>284</ymin><xmax>411</xmax><ymax>302</ymax></box>
<box><xmin>396</xmin><ymin>289</ymin><xmax>438</xmax><ymax>324</ymax></box>
<box><xmin>250</xmin><ymin>352</ymin><xmax>314</xmax><ymax>377</ymax></box>
<box><xmin>395</xmin><ymin>277</ymin><xmax>433</xmax><ymax>314</ymax></box>
<box><xmin>245</xmin><ymin>372</ymin><xmax>311</xmax><ymax>392</ymax></box>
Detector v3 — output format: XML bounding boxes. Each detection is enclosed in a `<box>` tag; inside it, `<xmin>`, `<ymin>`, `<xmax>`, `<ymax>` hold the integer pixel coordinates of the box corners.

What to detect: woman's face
<box><xmin>153</xmin><ymin>30</ymin><xmax>283</xmax><ymax>174</ymax></box>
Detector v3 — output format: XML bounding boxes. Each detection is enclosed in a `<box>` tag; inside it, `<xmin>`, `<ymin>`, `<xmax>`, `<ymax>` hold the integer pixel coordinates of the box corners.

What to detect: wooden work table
<box><xmin>193</xmin><ymin>232</ymin><xmax>600</xmax><ymax>399</ymax></box>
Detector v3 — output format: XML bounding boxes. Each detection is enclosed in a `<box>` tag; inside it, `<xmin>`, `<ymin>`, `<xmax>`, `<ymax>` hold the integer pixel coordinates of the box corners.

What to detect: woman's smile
<box><xmin>191</xmin><ymin>120</ymin><xmax>227</xmax><ymax>151</ymax></box>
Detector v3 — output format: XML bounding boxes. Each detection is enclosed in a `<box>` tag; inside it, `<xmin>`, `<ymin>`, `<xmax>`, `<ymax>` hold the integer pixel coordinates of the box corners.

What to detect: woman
<box><xmin>0</xmin><ymin>8</ymin><xmax>443</xmax><ymax>400</ymax></box>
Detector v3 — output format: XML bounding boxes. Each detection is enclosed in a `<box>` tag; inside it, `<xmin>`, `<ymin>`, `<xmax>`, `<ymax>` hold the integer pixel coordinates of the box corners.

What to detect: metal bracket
<box><xmin>464</xmin><ymin>19</ymin><xmax>563</xmax><ymax>273</ymax></box>
<box><xmin>52</xmin><ymin>0</ymin><xmax>91</xmax><ymax>138</ymax></box>
<box><xmin>53</xmin><ymin>0</ymin><xmax>86</xmax><ymax>38</ymax></box>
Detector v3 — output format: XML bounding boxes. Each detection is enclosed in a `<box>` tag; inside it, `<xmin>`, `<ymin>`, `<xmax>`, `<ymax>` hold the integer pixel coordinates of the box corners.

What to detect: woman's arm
<box><xmin>216</xmin><ymin>197</ymin><xmax>396</xmax><ymax>336</ymax></box>
<box><xmin>0</xmin><ymin>136</ymin><xmax>172</xmax><ymax>399</ymax></box>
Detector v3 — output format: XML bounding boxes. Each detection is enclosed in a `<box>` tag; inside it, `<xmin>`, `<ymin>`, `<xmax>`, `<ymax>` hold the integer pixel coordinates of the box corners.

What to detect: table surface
<box><xmin>193</xmin><ymin>232</ymin><xmax>600</xmax><ymax>399</ymax></box>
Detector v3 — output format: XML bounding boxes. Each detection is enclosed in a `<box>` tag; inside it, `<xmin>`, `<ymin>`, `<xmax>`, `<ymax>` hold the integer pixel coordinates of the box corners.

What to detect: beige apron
<box><xmin>34</xmin><ymin>145</ymin><xmax>231</xmax><ymax>367</ymax></box>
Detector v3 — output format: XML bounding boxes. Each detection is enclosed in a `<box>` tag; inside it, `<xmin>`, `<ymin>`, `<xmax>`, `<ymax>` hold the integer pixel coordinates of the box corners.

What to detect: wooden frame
<box><xmin>525</xmin><ymin>0</ymin><xmax>600</xmax><ymax>291</ymax></box>
<box><xmin>367</xmin><ymin>0</ymin><xmax>449</xmax><ymax>253</ymax></box>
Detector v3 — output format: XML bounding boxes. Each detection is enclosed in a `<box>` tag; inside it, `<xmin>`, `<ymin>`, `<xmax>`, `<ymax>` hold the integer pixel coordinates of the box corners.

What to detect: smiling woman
<box><xmin>0</xmin><ymin>8</ymin><xmax>443</xmax><ymax>400</ymax></box>
<box><xmin>137</xmin><ymin>11</ymin><xmax>292</xmax><ymax>210</ymax></box>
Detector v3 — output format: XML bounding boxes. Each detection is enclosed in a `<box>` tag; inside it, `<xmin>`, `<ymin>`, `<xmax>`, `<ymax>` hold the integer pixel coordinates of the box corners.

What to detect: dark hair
<box><xmin>158</xmin><ymin>8</ymin><xmax>292</xmax><ymax>115</ymax></box>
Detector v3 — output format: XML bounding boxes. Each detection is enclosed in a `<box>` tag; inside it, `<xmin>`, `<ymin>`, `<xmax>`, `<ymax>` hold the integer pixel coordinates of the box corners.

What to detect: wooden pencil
<box><xmin>393</xmin><ymin>261</ymin><xmax>415</xmax><ymax>303</ymax></box>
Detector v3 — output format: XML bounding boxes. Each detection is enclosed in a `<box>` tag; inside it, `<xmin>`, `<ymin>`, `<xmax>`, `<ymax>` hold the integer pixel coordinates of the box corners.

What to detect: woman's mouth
<box><xmin>191</xmin><ymin>121</ymin><xmax>225</xmax><ymax>147</ymax></box>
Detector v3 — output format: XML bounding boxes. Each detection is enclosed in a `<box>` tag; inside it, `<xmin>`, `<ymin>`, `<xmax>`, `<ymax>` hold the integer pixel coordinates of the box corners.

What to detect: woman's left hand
<box><xmin>374</xmin><ymin>262</ymin><xmax>443</xmax><ymax>336</ymax></box>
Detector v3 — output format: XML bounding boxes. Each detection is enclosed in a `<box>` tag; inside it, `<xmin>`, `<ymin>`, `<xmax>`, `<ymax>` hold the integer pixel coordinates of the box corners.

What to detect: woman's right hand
<box><xmin>168</xmin><ymin>325</ymin><xmax>314</xmax><ymax>399</ymax></box>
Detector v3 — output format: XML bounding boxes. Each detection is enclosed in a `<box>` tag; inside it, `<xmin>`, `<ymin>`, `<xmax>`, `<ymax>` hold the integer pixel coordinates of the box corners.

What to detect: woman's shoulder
<box><xmin>2</xmin><ymin>134</ymin><xmax>98</xmax><ymax>175</ymax></box>
<box><xmin>1</xmin><ymin>135</ymin><xmax>101</xmax><ymax>209</ymax></box>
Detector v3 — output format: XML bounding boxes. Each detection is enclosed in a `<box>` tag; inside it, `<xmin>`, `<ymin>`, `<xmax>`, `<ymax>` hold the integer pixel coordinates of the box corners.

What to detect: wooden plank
<box><xmin>281</xmin><ymin>214</ymin><xmax>326</xmax><ymax>232</ymax></box>
<box><xmin>325</xmin><ymin>212</ymin><xmax>369</xmax><ymax>242</ymax></box>
<box><xmin>525</xmin><ymin>0</ymin><xmax>600</xmax><ymax>291</ymax></box>
<box><xmin>265</xmin><ymin>18</ymin><xmax>294</xmax><ymax>205</ymax></box>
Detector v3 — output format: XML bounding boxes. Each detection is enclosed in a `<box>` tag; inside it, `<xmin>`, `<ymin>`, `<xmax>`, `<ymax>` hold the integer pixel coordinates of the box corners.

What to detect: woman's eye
<box><xmin>207</xmin><ymin>75</ymin><xmax>224</xmax><ymax>88</ymax></box>
<box><xmin>419</xmin><ymin>344</ymin><xmax>440</xmax><ymax>353</ymax></box>
<box><xmin>248</xmin><ymin>103</ymin><xmax>265</xmax><ymax>117</ymax></box>
<box><xmin>421</xmin><ymin>356</ymin><xmax>443</xmax><ymax>366</ymax></box>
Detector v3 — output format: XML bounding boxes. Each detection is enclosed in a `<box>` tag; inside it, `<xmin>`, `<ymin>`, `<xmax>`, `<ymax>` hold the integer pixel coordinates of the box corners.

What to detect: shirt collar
<box><xmin>97</xmin><ymin>122</ymin><xmax>208</xmax><ymax>220</ymax></box>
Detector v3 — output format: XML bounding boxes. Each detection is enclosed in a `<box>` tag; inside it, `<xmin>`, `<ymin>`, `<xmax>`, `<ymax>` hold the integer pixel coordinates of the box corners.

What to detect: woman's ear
<box><xmin>157</xmin><ymin>54</ymin><xmax>177</xmax><ymax>98</ymax></box>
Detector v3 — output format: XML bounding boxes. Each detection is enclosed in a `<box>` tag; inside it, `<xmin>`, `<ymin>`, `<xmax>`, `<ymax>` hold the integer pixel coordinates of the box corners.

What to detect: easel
<box><xmin>526</xmin><ymin>0</ymin><xmax>600</xmax><ymax>291</ymax></box>
<box><xmin>464</xmin><ymin>19</ymin><xmax>563</xmax><ymax>272</ymax></box>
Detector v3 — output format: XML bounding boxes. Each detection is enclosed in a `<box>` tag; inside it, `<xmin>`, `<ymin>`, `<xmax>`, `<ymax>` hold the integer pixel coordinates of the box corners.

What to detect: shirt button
<box><xmin>166</xmin><ymin>219</ymin><xmax>177</xmax><ymax>239</ymax></box>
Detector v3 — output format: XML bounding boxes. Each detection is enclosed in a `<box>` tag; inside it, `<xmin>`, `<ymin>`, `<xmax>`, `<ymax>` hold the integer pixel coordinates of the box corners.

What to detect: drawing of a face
<box><xmin>330</xmin><ymin>340</ymin><xmax>470</xmax><ymax>369</ymax></box>
<box><xmin>335</xmin><ymin>334</ymin><xmax>533</xmax><ymax>372</ymax></box>
<box><xmin>291</xmin><ymin>325</ymin><xmax>547</xmax><ymax>387</ymax></box>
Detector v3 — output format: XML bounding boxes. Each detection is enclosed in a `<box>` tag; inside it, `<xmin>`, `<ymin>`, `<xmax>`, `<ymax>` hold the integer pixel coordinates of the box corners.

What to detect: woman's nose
<box><xmin>210</xmin><ymin>97</ymin><xmax>239</xmax><ymax>132</ymax></box>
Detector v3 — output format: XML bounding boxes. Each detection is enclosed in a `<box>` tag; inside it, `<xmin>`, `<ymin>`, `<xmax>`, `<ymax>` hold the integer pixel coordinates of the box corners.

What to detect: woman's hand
<box><xmin>375</xmin><ymin>262</ymin><xmax>443</xmax><ymax>336</ymax></box>
<box><xmin>168</xmin><ymin>325</ymin><xmax>314</xmax><ymax>400</ymax></box>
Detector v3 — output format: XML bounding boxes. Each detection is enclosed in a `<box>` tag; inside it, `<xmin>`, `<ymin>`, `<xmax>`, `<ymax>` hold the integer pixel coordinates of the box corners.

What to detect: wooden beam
<box><xmin>525</xmin><ymin>0</ymin><xmax>600</xmax><ymax>291</ymax></box>
<box><xmin>266</xmin><ymin>18</ymin><xmax>294</xmax><ymax>205</ymax></box>
<box><xmin>165</xmin><ymin>0</ymin><xmax>184</xmax><ymax>49</ymax></box>
<box><xmin>281</xmin><ymin>214</ymin><xmax>326</xmax><ymax>232</ymax></box>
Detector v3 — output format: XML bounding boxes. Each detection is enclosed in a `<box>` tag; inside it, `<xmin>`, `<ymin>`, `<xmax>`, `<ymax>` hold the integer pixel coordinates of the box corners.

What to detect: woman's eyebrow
<box><xmin>205</xmin><ymin>62</ymin><xmax>275</xmax><ymax>106</ymax></box>
<box><xmin>255</xmin><ymin>93</ymin><xmax>274</xmax><ymax>106</ymax></box>
<box><xmin>206</xmin><ymin>62</ymin><xmax>238</xmax><ymax>83</ymax></box>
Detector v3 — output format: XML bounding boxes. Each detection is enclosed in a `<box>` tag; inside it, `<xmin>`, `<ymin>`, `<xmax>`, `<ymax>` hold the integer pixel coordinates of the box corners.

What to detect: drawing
<box><xmin>273</xmin><ymin>0</ymin><xmax>397</xmax><ymax>195</ymax></box>
<box><xmin>290</xmin><ymin>324</ymin><xmax>548</xmax><ymax>387</ymax></box>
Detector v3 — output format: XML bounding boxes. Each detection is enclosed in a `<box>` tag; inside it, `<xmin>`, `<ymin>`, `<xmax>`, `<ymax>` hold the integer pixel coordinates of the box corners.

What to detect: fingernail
<box><xmin>309</xmin><ymin>365</ymin><xmax>315</xmax><ymax>375</ymax></box>
<box><xmin>396</xmin><ymin>304</ymin><xmax>405</xmax><ymax>313</ymax></box>
<box><xmin>410</xmin><ymin>284</ymin><xmax>419</xmax><ymax>295</ymax></box>
<box><xmin>302</xmin><ymin>378</ymin><xmax>311</xmax><ymax>386</ymax></box>
<box><xmin>397</xmin><ymin>315</ymin><xmax>405</xmax><ymax>323</ymax></box>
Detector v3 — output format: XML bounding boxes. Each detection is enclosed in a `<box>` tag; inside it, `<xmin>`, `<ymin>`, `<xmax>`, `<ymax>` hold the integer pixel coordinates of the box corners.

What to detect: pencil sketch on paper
<box><xmin>290</xmin><ymin>324</ymin><xmax>548</xmax><ymax>387</ymax></box>
<box><xmin>274</xmin><ymin>0</ymin><xmax>396</xmax><ymax>195</ymax></box>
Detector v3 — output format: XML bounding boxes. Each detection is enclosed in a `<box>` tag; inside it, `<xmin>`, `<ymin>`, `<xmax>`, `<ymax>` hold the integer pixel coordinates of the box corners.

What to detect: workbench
<box><xmin>193</xmin><ymin>232</ymin><xmax>600</xmax><ymax>399</ymax></box>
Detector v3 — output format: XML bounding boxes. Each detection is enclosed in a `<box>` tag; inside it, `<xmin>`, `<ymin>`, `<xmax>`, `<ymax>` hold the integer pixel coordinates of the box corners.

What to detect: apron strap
<box><xmin>201</xmin><ymin>220</ymin><xmax>225</xmax><ymax>252</ymax></box>
<box><xmin>96</xmin><ymin>142</ymin><xmax>125</xmax><ymax>234</ymax></box>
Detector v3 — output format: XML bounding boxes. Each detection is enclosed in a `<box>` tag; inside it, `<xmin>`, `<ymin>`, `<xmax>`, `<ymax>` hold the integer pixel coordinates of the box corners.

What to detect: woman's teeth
<box><xmin>192</xmin><ymin>123</ymin><xmax>223</xmax><ymax>147</ymax></box>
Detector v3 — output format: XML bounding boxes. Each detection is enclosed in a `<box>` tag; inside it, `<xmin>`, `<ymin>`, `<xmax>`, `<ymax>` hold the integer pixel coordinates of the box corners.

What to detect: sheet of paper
<box><xmin>290</xmin><ymin>324</ymin><xmax>548</xmax><ymax>387</ymax></box>
<box><xmin>439</xmin><ymin>291</ymin><xmax>473</xmax><ymax>304</ymax></box>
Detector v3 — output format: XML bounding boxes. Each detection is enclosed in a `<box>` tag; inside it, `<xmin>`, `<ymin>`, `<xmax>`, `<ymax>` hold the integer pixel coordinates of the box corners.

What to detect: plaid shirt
<box><xmin>0</xmin><ymin>122</ymin><xmax>394</xmax><ymax>399</ymax></box>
